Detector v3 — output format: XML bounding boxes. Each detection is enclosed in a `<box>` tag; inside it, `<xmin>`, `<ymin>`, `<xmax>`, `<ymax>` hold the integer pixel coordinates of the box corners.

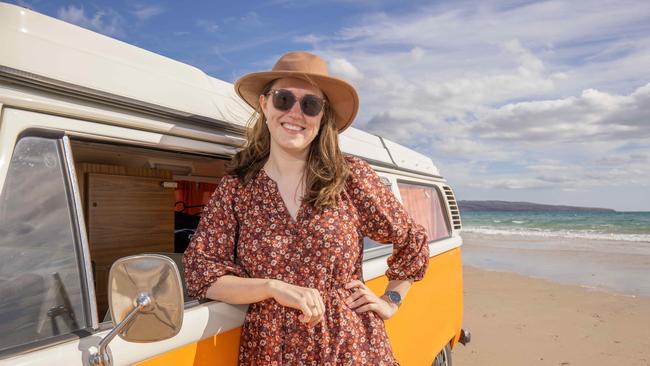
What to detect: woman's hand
<box><xmin>267</xmin><ymin>280</ymin><xmax>325</xmax><ymax>327</ymax></box>
<box><xmin>344</xmin><ymin>280</ymin><xmax>398</xmax><ymax>320</ymax></box>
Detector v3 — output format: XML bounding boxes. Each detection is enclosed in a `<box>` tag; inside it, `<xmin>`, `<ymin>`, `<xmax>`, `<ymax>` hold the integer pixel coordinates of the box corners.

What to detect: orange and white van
<box><xmin>0</xmin><ymin>2</ymin><xmax>468</xmax><ymax>365</ymax></box>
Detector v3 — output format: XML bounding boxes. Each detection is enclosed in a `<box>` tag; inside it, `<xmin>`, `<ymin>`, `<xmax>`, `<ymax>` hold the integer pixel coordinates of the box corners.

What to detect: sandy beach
<box><xmin>453</xmin><ymin>232</ymin><xmax>650</xmax><ymax>366</ymax></box>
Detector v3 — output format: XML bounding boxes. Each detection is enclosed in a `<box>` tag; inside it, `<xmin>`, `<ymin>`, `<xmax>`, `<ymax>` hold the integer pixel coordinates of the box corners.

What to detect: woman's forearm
<box><xmin>205</xmin><ymin>276</ymin><xmax>326</xmax><ymax>326</ymax></box>
<box><xmin>205</xmin><ymin>275</ymin><xmax>275</xmax><ymax>304</ymax></box>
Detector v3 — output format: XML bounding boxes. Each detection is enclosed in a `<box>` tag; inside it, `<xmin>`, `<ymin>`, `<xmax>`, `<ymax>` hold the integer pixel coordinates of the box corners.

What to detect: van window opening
<box><xmin>364</xmin><ymin>181</ymin><xmax>451</xmax><ymax>254</ymax></box>
<box><xmin>69</xmin><ymin>139</ymin><xmax>231</xmax><ymax>319</ymax></box>
<box><xmin>397</xmin><ymin>181</ymin><xmax>451</xmax><ymax>242</ymax></box>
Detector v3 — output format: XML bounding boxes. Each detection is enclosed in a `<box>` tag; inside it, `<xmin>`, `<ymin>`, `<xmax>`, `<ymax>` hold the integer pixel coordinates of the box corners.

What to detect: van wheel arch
<box><xmin>431</xmin><ymin>343</ymin><xmax>452</xmax><ymax>366</ymax></box>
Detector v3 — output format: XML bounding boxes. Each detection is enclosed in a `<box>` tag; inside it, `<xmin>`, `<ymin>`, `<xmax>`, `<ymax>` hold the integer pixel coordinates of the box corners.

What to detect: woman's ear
<box><xmin>258</xmin><ymin>94</ymin><xmax>267</xmax><ymax>114</ymax></box>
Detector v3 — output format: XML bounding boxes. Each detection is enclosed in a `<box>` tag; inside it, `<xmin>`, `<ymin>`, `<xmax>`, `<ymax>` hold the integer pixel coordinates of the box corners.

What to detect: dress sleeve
<box><xmin>345</xmin><ymin>156</ymin><xmax>430</xmax><ymax>281</ymax></box>
<box><xmin>183</xmin><ymin>175</ymin><xmax>248</xmax><ymax>299</ymax></box>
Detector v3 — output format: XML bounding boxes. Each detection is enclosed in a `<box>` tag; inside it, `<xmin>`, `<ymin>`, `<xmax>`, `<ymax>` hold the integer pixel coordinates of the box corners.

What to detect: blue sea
<box><xmin>460</xmin><ymin>211</ymin><xmax>650</xmax><ymax>243</ymax></box>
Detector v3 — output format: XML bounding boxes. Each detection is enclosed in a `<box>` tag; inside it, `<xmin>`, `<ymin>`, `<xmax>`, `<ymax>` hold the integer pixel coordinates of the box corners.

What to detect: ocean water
<box><xmin>461</xmin><ymin>211</ymin><xmax>650</xmax><ymax>243</ymax></box>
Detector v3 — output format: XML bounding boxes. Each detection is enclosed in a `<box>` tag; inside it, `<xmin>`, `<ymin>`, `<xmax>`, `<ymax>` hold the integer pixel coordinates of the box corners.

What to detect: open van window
<box><xmin>0</xmin><ymin>136</ymin><xmax>90</xmax><ymax>354</ymax></box>
<box><xmin>68</xmin><ymin>139</ymin><xmax>230</xmax><ymax>319</ymax></box>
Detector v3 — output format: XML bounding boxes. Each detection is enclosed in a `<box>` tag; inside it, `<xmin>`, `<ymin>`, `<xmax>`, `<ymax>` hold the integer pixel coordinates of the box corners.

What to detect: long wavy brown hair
<box><xmin>227</xmin><ymin>81</ymin><xmax>350</xmax><ymax>210</ymax></box>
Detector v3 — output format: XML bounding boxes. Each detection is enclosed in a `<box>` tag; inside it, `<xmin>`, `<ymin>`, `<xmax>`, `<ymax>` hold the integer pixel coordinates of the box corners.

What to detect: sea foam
<box><xmin>463</xmin><ymin>226</ymin><xmax>650</xmax><ymax>243</ymax></box>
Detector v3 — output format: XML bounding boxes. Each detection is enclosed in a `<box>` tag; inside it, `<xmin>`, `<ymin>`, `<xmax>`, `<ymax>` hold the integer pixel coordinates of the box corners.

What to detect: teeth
<box><xmin>282</xmin><ymin>123</ymin><xmax>304</xmax><ymax>131</ymax></box>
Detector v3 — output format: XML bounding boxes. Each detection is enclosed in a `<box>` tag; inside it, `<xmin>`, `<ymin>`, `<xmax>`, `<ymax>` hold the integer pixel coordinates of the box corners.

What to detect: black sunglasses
<box><xmin>265</xmin><ymin>89</ymin><xmax>326</xmax><ymax>117</ymax></box>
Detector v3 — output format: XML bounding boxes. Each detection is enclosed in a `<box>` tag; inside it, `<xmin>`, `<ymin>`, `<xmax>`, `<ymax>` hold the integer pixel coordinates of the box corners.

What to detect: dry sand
<box><xmin>454</xmin><ymin>241</ymin><xmax>650</xmax><ymax>366</ymax></box>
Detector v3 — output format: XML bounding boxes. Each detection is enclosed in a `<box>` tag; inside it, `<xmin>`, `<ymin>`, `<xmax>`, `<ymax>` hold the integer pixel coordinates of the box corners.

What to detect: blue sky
<box><xmin>9</xmin><ymin>0</ymin><xmax>650</xmax><ymax>211</ymax></box>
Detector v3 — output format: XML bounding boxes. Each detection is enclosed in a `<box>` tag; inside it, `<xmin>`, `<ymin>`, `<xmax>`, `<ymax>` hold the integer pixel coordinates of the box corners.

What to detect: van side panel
<box><xmin>372</xmin><ymin>247</ymin><xmax>464</xmax><ymax>364</ymax></box>
<box><xmin>136</xmin><ymin>328</ymin><xmax>241</xmax><ymax>366</ymax></box>
<box><xmin>137</xmin><ymin>247</ymin><xmax>463</xmax><ymax>365</ymax></box>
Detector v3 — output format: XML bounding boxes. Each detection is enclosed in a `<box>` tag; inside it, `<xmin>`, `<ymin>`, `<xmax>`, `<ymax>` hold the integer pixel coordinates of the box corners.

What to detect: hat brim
<box><xmin>234</xmin><ymin>71</ymin><xmax>359</xmax><ymax>132</ymax></box>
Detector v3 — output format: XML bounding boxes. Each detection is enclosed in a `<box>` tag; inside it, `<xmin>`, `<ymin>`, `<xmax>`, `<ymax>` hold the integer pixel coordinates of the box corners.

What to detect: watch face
<box><xmin>387</xmin><ymin>291</ymin><xmax>401</xmax><ymax>304</ymax></box>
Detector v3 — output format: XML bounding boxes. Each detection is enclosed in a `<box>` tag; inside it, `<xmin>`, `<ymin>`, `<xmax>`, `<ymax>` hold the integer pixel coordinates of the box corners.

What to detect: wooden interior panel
<box><xmin>87</xmin><ymin>172</ymin><xmax>174</xmax><ymax>316</ymax></box>
<box><xmin>75</xmin><ymin>163</ymin><xmax>173</xmax><ymax>209</ymax></box>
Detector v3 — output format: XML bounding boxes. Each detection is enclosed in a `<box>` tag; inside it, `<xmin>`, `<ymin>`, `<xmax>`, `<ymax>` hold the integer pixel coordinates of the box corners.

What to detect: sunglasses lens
<box><xmin>301</xmin><ymin>95</ymin><xmax>323</xmax><ymax>117</ymax></box>
<box><xmin>272</xmin><ymin>90</ymin><xmax>296</xmax><ymax>111</ymax></box>
<box><xmin>270</xmin><ymin>89</ymin><xmax>324</xmax><ymax>116</ymax></box>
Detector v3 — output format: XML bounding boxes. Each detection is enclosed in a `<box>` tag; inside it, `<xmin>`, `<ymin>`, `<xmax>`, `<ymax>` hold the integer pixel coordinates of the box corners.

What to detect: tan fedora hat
<box><xmin>234</xmin><ymin>51</ymin><xmax>359</xmax><ymax>132</ymax></box>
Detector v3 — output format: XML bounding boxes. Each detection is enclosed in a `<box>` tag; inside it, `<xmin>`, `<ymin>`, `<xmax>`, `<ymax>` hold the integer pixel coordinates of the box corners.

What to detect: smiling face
<box><xmin>259</xmin><ymin>77</ymin><xmax>325</xmax><ymax>157</ymax></box>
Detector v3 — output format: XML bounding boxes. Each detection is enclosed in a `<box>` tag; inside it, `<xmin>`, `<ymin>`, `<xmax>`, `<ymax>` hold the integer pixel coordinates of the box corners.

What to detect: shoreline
<box><xmin>454</xmin><ymin>265</ymin><xmax>650</xmax><ymax>366</ymax></box>
<box><xmin>460</xmin><ymin>232</ymin><xmax>650</xmax><ymax>297</ymax></box>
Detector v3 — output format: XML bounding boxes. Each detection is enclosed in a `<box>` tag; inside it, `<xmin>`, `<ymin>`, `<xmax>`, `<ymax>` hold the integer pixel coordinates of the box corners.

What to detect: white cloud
<box><xmin>329</xmin><ymin>58</ymin><xmax>364</xmax><ymax>80</ymax></box>
<box><xmin>436</xmin><ymin>138</ymin><xmax>512</xmax><ymax>161</ymax></box>
<box><xmin>57</xmin><ymin>5</ymin><xmax>125</xmax><ymax>37</ymax></box>
<box><xmin>410</xmin><ymin>47</ymin><xmax>425</xmax><ymax>62</ymax></box>
<box><xmin>469</xmin><ymin>177</ymin><xmax>556</xmax><ymax>190</ymax></box>
<box><xmin>475</xmin><ymin>83</ymin><xmax>650</xmax><ymax>143</ymax></box>
<box><xmin>463</xmin><ymin>151</ymin><xmax>650</xmax><ymax>192</ymax></box>
<box><xmin>294</xmin><ymin>33</ymin><xmax>331</xmax><ymax>49</ymax></box>
<box><xmin>130</xmin><ymin>4</ymin><xmax>164</xmax><ymax>21</ymax></box>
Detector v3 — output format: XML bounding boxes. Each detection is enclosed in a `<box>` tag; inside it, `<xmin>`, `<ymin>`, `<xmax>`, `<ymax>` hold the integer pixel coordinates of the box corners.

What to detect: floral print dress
<box><xmin>183</xmin><ymin>156</ymin><xmax>429</xmax><ymax>365</ymax></box>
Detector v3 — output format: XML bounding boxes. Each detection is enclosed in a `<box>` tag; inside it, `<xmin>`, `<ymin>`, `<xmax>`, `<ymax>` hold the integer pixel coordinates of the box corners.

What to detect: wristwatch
<box><xmin>382</xmin><ymin>290</ymin><xmax>402</xmax><ymax>308</ymax></box>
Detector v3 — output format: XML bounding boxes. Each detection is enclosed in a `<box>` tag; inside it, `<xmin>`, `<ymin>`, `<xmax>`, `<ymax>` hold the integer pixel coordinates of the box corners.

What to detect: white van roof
<box><xmin>0</xmin><ymin>2</ymin><xmax>440</xmax><ymax>177</ymax></box>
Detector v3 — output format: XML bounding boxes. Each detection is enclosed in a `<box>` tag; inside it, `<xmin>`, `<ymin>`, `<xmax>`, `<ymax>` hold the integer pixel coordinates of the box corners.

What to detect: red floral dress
<box><xmin>183</xmin><ymin>156</ymin><xmax>429</xmax><ymax>365</ymax></box>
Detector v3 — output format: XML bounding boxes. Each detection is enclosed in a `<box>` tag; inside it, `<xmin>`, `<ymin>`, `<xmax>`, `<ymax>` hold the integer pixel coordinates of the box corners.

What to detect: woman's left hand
<box><xmin>344</xmin><ymin>280</ymin><xmax>398</xmax><ymax>320</ymax></box>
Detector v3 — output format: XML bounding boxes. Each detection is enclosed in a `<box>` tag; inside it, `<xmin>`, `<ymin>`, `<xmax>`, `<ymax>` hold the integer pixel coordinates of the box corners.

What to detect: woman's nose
<box><xmin>287</xmin><ymin>98</ymin><xmax>303</xmax><ymax>116</ymax></box>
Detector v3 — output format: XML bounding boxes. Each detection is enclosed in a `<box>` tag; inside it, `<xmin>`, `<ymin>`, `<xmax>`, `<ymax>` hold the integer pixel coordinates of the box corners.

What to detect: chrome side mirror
<box><xmin>89</xmin><ymin>254</ymin><xmax>184</xmax><ymax>366</ymax></box>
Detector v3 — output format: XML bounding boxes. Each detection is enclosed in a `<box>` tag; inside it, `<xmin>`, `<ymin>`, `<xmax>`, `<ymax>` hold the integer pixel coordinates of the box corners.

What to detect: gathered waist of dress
<box><xmin>248</xmin><ymin>286</ymin><xmax>353</xmax><ymax>311</ymax></box>
<box><xmin>322</xmin><ymin>287</ymin><xmax>353</xmax><ymax>302</ymax></box>
<box><xmin>297</xmin><ymin>282</ymin><xmax>356</xmax><ymax>301</ymax></box>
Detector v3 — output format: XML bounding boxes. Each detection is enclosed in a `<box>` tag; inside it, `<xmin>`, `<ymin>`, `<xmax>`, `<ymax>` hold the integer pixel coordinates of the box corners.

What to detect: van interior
<box><xmin>70</xmin><ymin>139</ymin><xmax>229</xmax><ymax>319</ymax></box>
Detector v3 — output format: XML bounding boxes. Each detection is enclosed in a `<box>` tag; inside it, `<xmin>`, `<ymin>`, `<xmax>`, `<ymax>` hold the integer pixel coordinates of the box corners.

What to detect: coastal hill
<box><xmin>458</xmin><ymin>200</ymin><xmax>616</xmax><ymax>212</ymax></box>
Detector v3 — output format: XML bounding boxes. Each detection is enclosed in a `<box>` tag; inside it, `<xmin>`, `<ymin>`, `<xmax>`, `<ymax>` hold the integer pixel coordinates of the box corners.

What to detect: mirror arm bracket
<box><xmin>89</xmin><ymin>293</ymin><xmax>152</xmax><ymax>366</ymax></box>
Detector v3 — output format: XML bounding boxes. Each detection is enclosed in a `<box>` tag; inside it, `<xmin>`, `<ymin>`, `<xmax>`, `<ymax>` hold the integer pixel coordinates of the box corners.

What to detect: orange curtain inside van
<box><xmin>397</xmin><ymin>183</ymin><xmax>450</xmax><ymax>241</ymax></box>
<box><xmin>174</xmin><ymin>181</ymin><xmax>218</xmax><ymax>215</ymax></box>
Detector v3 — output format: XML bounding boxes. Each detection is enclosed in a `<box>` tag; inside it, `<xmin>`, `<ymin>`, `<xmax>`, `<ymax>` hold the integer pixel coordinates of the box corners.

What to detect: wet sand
<box><xmin>453</xmin><ymin>233</ymin><xmax>650</xmax><ymax>366</ymax></box>
<box><xmin>461</xmin><ymin>232</ymin><xmax>650</xmax><ymax>297</ymax></box>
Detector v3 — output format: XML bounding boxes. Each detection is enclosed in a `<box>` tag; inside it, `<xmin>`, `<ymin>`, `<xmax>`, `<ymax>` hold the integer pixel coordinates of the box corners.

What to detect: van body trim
<box><xmin>362</xmin><ymin>237</ymin><xmax>462</xmax><ymax>281</ymax></box>
<box><xmin>377</xmin><ymin>136</ymin><xmax>398</xmax><ymax>166</ymax></box>
<box><xmin>65</xmin><ymin>131</ymin><xmax>239</xmax><ymax>158</ymax></box>
<box><xmin>371</xmin><ymin>162</ymin><xmax>444</xmax><ymax>180</ymax></box>
<box><xmin>0</xmin><ymin>82</ymin><xmax>248</xmax><ymax>148</ymax></box>
<box><xmin>0</xmin><ymin>333</ymin><xmax>82</xmax><ymax>362</ymax></box>
<box><xmin>62</xmin><ymin>135</ymin><xmax>99</xmax><ymax>329</ymax></box>
<box><xmin>0</xmin><ymin>66</ymin><xmax>247</xmax><ymax>135</ymax></box>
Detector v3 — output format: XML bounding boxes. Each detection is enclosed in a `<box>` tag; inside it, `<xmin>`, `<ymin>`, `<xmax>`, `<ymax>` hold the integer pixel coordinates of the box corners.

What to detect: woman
<box><xmin>183</xmin><ymin>51</ymin><xmax>429</xmax><ymax>365</ymax></box>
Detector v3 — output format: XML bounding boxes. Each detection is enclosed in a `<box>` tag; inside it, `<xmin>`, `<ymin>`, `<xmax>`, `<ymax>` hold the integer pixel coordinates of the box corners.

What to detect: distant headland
<box><xmin>458</xmin><ymin>200</ymin><xmax>616</xmax><ymax>212</ymax></box>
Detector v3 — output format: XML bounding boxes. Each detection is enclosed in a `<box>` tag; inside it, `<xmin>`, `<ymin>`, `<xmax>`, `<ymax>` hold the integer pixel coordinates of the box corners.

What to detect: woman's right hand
<box><xmin>267</xmin><ymin>280</ymin><xmax>325</xmax><ymax>327</ymax></box>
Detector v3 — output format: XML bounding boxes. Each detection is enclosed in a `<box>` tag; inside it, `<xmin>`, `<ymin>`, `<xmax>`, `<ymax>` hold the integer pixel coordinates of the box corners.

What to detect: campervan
<box><xmin>0</xmin><ymin>3</ymin><xmax>468</xmax><ymax>365</ymax></box>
